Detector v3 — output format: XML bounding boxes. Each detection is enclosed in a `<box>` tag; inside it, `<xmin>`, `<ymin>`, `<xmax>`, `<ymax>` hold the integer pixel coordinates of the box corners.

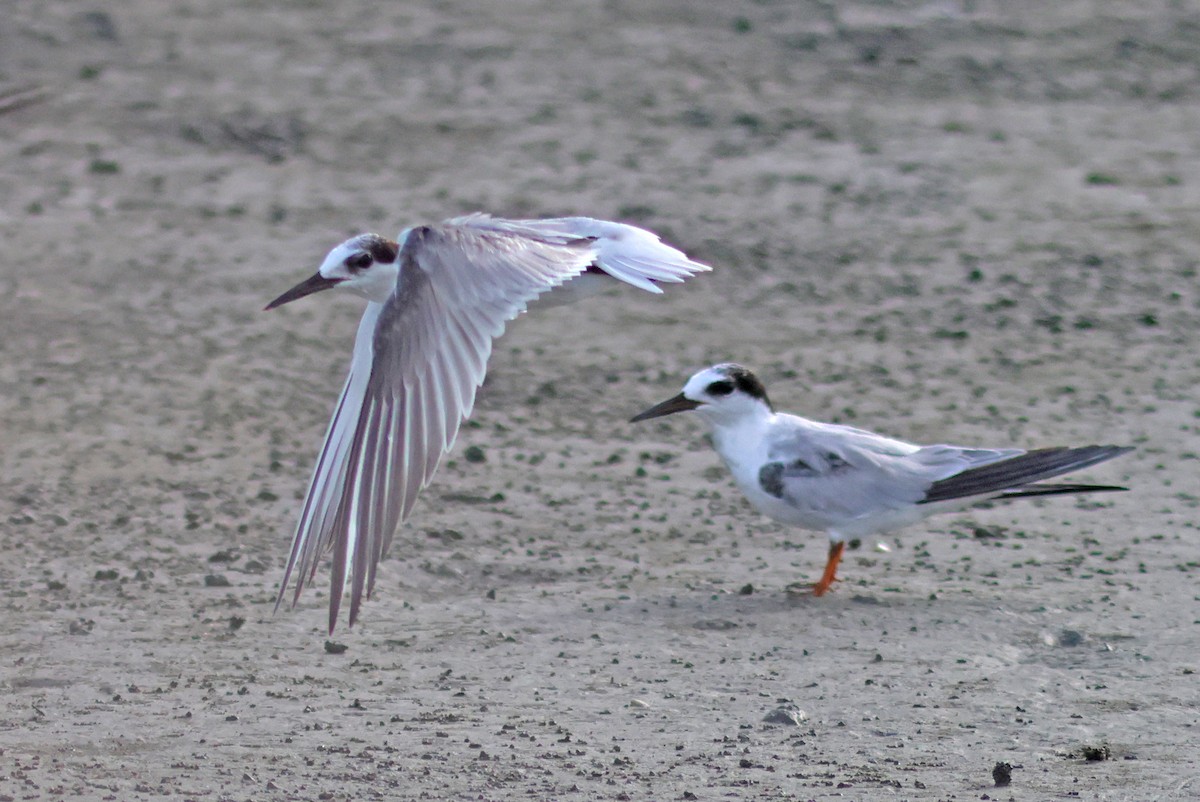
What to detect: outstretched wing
<box><xmin>277</xmin><ymin>220</ymin><xmax>597</xmax><ymax>631</ymax></box>
<box><xmin>508</xmin><ymin>216</ymin><xmax>711</xmax><ymax>291</ymax></box>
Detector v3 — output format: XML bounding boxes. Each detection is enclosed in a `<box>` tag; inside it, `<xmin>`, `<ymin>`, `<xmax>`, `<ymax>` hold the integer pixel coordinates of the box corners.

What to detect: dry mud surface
<box><xmin>2</xmin><ymin>1</ymin><xmax>1199</xmax><ymax>800</ymax></box>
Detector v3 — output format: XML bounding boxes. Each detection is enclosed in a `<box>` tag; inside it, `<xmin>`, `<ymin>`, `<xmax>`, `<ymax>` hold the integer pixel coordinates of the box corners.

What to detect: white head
<box><xmin>265</xmin><ymin>233</ymin><xmax>402</xmax><ymax>310</ymax></box>
<box><xmin>630</xmin><ymin>363</ymin><xmax>774</xmax><ymax>427</ymax></box>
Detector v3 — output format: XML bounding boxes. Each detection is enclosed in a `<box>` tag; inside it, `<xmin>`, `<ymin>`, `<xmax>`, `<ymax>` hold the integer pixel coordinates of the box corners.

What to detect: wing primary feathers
<box><xmin>326</xmin><ymin>493</ymin><xmax>351</xmax><ymax>634</ymax></box>
<box><xmin>361</xmin><ymin>399</ymin><xmax>387</xmax><ymax>605</ymax></box>
<box><xmin>277</xmin><ymin>370</ymin><xmax>359</xmax><ymax>614</ymax></box>
<box><xmin>350</xmin><ymin>397</ymin><xmax>385</xmax><ymax>629</ymax></box>
<box><xmin>919</xmin><ymin>445</ymin><xmax>1132</xmax><ymax>504</ymax></box>
<box><xmin>330</xmin><ymin>376</ymin><xmax>385</xmax><ymax>632</ymax></box>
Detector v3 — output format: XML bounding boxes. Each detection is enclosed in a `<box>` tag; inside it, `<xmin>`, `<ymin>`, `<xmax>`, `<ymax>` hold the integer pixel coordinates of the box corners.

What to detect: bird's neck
<box><xmin>707</xmin><ymin>407</ymin><xmax>774</xmax><ymax>474</ymax></box>
<box><xmin>362</xmin><ymin>261</ymin><xmax>402</xmax><ymax>303</ymax></box>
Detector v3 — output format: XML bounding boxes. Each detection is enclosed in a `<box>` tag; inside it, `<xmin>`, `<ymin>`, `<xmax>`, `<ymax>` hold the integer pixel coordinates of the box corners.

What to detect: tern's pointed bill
<box><xmin>264</xmin><ymin>272</ymin><xmax>343</xmax><ymax>310</ymax></box>
<box><xmin>628</xmin><ymin>392</ymin><xmax>701</xmax><ymax>422</ymax></box>
<box><xmin>631</xmin><ymin>363</ymin><xmax>1133</xmax><ymax>597</ymax></box>
<box><xmin>267</xmin><ymin>213</ymin><xmax>710</xmax><ymax>631</ymax></box>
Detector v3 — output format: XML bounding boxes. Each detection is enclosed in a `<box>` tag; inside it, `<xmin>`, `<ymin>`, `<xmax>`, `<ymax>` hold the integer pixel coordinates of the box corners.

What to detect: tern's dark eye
<box><xmin>345</xmin><ymin>252</ymin><xmax>373</xmax><ymax>271</ymax></box>
<box><xmin>706</xmin><ymin>380</ymin><xmax>734</xmax><ymax>397</ymax></box>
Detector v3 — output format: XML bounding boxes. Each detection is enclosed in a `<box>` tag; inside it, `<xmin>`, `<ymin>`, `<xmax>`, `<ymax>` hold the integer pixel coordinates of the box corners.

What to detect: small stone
<box><xmin>204</xmin><ymin>574</ymin><xmax>231</xmax><ymax>587</ymax></box>
<box><xmin>992</xmin><ymin>761</ymin><xmax>1012</xmax><ymax>786</ymax></box>
<box><xmin>1058</xmin><ymin>629</ymin><xmax>1085</xmax><ymax>647</ymax></box>
<box><xmin>74</xmin><ymin>10</ymin><xmax>119</xmax><ymax>41</ymax></box>
<box><xmin>324</xmin><ymin>640</ymin><xmax>348</xmax><ymax>655</ymax></box>
<box><xmin>763</xmin><ymin>706</ymin><xmax>807</xmax><ymax>726</ymax></box>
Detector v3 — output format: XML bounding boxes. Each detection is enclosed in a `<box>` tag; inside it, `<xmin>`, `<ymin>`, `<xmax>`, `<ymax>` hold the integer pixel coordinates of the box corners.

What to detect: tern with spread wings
<box><xmin>267</xmin><ymin>214</ymin><xmax>710</xmax><ymax>630</ymax></box>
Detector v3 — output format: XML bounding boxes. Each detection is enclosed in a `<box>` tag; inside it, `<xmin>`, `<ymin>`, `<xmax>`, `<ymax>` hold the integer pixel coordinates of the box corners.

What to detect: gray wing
<box><xmin>760</xmin><ymin>434</ymin><xmax>928</xmax><ymax>521</ymax></box>
<box><xmin>277</xmin><ymin>220</ymin><xmax>597</xmax><ymax>631</ymax></box>
<box><xmin>759</xmin><ymin>419</ymin><xmax>1024</xmax><ymax>521</ymax></box>
<box><xmin>918</xmin><ymin>445</ymin><xmax>1133</xmax><ymax>504</ymax></box>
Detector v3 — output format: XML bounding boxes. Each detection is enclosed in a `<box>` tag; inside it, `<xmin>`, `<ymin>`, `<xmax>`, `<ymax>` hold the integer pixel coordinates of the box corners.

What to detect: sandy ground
<box><xmin>2</xmin><ymin>1</ymin><xmax>1199</xmax><ymax>799</ymax></box>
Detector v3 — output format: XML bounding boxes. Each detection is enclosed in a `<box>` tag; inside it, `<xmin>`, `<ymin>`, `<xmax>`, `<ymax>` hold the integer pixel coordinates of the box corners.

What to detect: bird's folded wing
<box><xmin>764</xmin><ymin>432</ymin><xmax>930</xmax><ymax>520</ymax></box>
<box><xmin>761</xmin><ymin>426</ymin><xmax>1017</xmax><ymax>519</ymax></box>
<box><xmin>277</xmin><ymin>220</ymin><xmax>596</xmax><ymax>631</ymax></box>
<box><xmin>917</xmin><ymin>445</ymin><xmax>1132</xmax><ymax>504</ymax></box>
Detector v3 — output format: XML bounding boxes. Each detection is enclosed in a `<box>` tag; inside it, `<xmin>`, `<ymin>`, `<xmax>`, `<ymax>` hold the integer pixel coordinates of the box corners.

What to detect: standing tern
<box><xmin>265</xmin><ymin>213</ymin><xmax>710</xmax><ymax>630</ymax></box>
<box><xmin>631</xmin><ymin>363</ymin><xmax>1132</xmax><ymax>595</ymax></box>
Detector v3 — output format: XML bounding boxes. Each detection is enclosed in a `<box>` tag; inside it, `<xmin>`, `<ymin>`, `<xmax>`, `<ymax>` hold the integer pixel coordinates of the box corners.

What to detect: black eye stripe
<box><xmin>707</xmin><ymin>380</ymin><xmax>734</xmax><ymax>396</ymax></box>
<box><xmin>345</xmin><ymin>253</ymin><xmax>373</xmax><ymax>271</ymax></box>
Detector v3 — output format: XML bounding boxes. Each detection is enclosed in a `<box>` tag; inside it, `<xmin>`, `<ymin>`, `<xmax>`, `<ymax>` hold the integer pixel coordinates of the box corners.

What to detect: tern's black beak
<box><xmin>630</xmin><ymin>392</ymin><xmax>702</xmax><ymax>423</ymax></box>
<box><xmin>264</xmin><ymin>272</ymin><xmax>344</xmax><ymax>311</ymax></box>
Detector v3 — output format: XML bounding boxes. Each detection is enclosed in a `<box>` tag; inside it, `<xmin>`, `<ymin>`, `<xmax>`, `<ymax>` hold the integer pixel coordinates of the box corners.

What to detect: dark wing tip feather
<box><xmin>998</xmin><ymin>482</ymin><xmax>1129</xmax><ymax>499</ymax></box>
<box><xmin>919</xmin><ymin>445</ymin><xmax>1132</xmax><ymax>505</ymax></box>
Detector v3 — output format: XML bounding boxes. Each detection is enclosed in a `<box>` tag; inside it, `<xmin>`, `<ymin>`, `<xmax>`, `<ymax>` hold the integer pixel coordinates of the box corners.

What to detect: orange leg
<box><xmin>811</xmin><ymin>541</ymin><xmax>845</xmax><ymax>596</ymax></box>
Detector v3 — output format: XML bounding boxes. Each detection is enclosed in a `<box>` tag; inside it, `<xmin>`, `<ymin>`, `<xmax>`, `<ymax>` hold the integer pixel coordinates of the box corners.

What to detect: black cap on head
<box><xmin>353</xmin><ymin>234</ymin><xmax>399</xmax><ymax>264</ymax></box>
<box><xmin>712</xmin><ymin>363</ymin><xmax>772</xmax><ymax>410</ymax></box>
